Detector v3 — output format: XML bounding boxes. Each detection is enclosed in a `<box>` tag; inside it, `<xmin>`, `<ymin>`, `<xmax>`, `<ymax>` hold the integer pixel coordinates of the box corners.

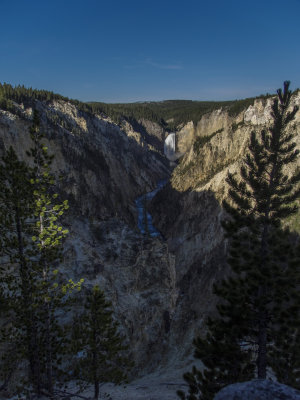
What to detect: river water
<box><xmin>135</xmin><ymin>179</ymin><xmax>167</xmax><ymax>237</ymax></box>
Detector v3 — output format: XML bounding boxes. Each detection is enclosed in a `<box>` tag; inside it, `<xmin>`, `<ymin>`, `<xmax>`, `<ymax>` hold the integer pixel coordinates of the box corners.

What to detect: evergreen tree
<box><xmin>0</xmin><ymin>112</ymin><xmax>83</xmax><ymax>396</ymax></box>
<box><xmin>71</xmin><ymin>285</ymin><xmax>132</xmax><ymax>400</ymax></box>
<box><xmin>0</xmin><ymin>146</ymin><xmax>42</xmax><ymax>393</ymax></box>
<box><xmin>268</xmin><ymin>237</ymin><xmax>300</xmax><ymax>389</ymax></box>
<box><xmin>270</xmin><ymin>325</ymin><xmax>300</xmax><ymax>389</ymax></box>
<box><xmin>178</xmin><ymin>81</ymin><xmax>300</xmax><ymax>400</ymax></box>
<box><xmin>26</xmin><ymin>110</ymin><xmax>71</xmax><ymax>395</ymax></box>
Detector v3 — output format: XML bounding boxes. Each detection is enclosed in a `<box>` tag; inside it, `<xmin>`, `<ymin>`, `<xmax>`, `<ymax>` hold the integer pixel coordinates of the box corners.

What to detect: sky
<box><xmin>0</xmin><ymin>0</ymin><xmax>300</xmax><ymax>103</ymax></box>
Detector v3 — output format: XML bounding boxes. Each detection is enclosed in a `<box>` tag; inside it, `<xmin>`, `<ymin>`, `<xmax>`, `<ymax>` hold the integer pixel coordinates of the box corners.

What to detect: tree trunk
<box><xmin>92</xmin><ymin>320</ymin><xmax>99</xmax><ymax>400</ymax></box>
<box><xmin>94</xmin><ymin>380</ymin><xmax>99</xmax><ymax>400</ymax></box>
<box><xmin>256</xmin><ymin>211</ymin><xmax>270</xmax><ymax>380</ymax></box>
<box><xmin>45</xmin><ymin>302</ymin><xmax>54</xmax><ymax>396</ymax></box>
<box><xmin>15</xmin><ymin>207</ymin><xmax>42</xmax><ymax>395</ymax></box>
<box><xmin>257</xmin><ymin>306</ymin><xmax>267</xmax><ymax>378</ymax></box>
<box><xmin>40</xmin><ymin>249</ymin><xmax>54</xmax><ymax>395</ymax></box>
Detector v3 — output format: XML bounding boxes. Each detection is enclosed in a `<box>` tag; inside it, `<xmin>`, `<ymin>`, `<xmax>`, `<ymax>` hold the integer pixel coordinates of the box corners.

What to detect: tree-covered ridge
<box><xmin>88</xmin><ymin>98</ymin><xmax>265</xmax><ymax>130</ymax></box>
<box><xmin>88</xmin><ymin>93</ymin><xmax>282</xmax><ymax>129</ymax></box>
<box><xmin>88</xmin><ymin>101</ymin><xmax>166</xmax><ymax>127</ymax></box>
<box><xmin>0</xmin><ymin>82</ymin><xmax>98</xmax><ymax>115</ymax></box>
<box><xmin>0</xmin><ymin>82</ymin><xmax>282</xmax><ymax>131</ymax></box>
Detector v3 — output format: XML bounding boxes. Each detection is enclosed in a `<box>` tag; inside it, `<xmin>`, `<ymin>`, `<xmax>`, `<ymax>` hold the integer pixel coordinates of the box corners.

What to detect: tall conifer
<box><xmin>27</xmin><ymin>110</ymin><xmax>72</xmax><ymax>395</ymax></box>
<box><xmin>0</xmin><ymin>111</ymin><xmax>83</xmax><ymax>396</ymax></box>
<box><xmin>178</xmin><ymin>81</ymin><xmax>300</xmax><ymax>400</ymax></box>
<box><xmin>0</xmin><ymin>146</ymin><xmax>42</xmax><ymax>393</ymax></box>
<box><xmin>71</xmin><ymin>285</ymin><xmax>132</xmax><ymax>400</ymax></box>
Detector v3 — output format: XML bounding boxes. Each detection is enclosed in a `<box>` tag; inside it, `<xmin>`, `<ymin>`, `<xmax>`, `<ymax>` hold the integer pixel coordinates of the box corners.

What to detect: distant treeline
<box><xmin>89</xmin><ymin>99</ymin><xmax>238</xmax><ymax>130</ymax></box>
<box><xmin>87</xmin><ymin>95</ymin><xmax>276</xmax><ymax>130</ymax></box>
<box><xmin>89</xmin><ymin>101</ymin><xmax>166</xmax><ymax>127</ymax></box>
<box><xmin>0</xmin><ymin>82</ymin><xmax>290</xmax><ymax>130</ymax></box>
<box><xmin>0</xmin><ymin>82</ymin><xmax>97</xmax><ymax>115</ymax></box>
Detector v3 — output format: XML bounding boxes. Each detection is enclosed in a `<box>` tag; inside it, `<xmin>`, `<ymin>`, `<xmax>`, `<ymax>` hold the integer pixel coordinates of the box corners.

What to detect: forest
<box><xmin>0</xmin><ymin>82</ymin><xmax>277</xmax><ymax>130</ymax></box>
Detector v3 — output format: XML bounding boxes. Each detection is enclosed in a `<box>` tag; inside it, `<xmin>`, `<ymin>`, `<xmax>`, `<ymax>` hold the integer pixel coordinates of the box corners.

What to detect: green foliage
<box><xmin>193</xmin><ymin>129</ymin><xmax>224</xmax><ymax>154</ymax></box>
<box><xmin>285</xmin><ymin>205</ymin><xmax>300</xmax><ymax>232</ymax></box>
<box><xmin>0</xmin><ymin>82</ymin><xmax>94</xmax><ymax>117</ymax></box>
<box><xmin>0</xmin><ymin>111</ymin><xmax>83</xmax><ymax>396</ymax></box>
<box><xmin>176</xmin><ymin>161</ymin><xmax>195</xmax><ymax>177</ymax></box>
<box><xmin>231</xmin><ymin>121</ymin><xmax>244</xmax><ymax>132</ymax></box>
<box><xmin>70</xmin><ymin>285</ymin><xmax>132</xmax><ymax>399</ymax></box>
<box><xmin>227</xmin><ymin>98</ymin><xmax>256</xmax><ymax>117</ymax></box>
<box><xmin>269</xmin><ymin>324</ymin><xmax>300</xmax><ymax>389</ymax></box>
<box><xmin>0</xmin><ymin>147</ymin><xmax>36</xmax><ymax>391</ymax></box>
<box><xmin>0</xmin><ymin>82</ymin><xmax>276</xmax><ymax>133</ymax></box>
<box><xmin>178</xmin><ymin>324</ymin><xmax>254</xmax><ymax>400</ymax></box>
<box><xmin>88</xmin><ymin>100</ymin><xmax>234</xmax><ymax>129</ymax></box>
<box><xmin>227</xmin><ymin>93</ymin><xmax>273</xmax><ymax>117</ymax></box>
<box><xmin>179</xmin><ymin>82</ymin><xmax>300</xmax><ymax>399</ymax></box>
<box><xmin>89</xmin><ymin>95</ymin><xmax>274</xmax><ymax>129</ymax></box>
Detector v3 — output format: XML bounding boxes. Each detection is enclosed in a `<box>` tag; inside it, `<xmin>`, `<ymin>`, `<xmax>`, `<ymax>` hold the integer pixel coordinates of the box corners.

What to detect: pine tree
<box><xmin>269</xmin><ymin>324</ymin><xmax>300</xmax><ymax>389</ymax></box>
<box><xmin>71</xmin><ymin>285</ymin><xmax>132</xmax><ymax>400</ymax></box>
<box><xmin>268</xmin><ymin>237</ymin><xmax>300</xmax><ymax>389</ymax></box>
<box><xmin>26</xmin><ymin>110</ymin><xmax>72</xmax><ymax>395</ymax></box>
<box><xmin>0</xmin><ymin>112</ymin><xmax>83</xmax><ymax>396</ymax></box>
<box><xmin>178</xmin><ymin>81</ymin><xmax>300</xmax><ymax>400</ymax></box>
<box><xmin>0</xmin><ymin>146</ymin><xmax>42</xmax><ymax>393</ymax></box>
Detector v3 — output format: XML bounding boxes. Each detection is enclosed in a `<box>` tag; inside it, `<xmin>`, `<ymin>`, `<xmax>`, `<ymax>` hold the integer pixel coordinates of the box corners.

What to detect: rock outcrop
<box><xmin>214</xmin><ymin>379</ymin><xmax>300</xmax><ymax>400</ymax></box>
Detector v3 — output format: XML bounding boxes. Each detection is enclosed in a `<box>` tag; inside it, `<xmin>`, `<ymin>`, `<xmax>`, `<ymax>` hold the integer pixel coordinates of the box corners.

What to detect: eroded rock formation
<box><xmin>150</xmin><ymin>90</ymin><xmax>300</xmax><ymax>366</ymax></box>
<box><xmin>1</xmin><ymin>90</ymin><xmax>299</xmax><ymax>387</ymax></box>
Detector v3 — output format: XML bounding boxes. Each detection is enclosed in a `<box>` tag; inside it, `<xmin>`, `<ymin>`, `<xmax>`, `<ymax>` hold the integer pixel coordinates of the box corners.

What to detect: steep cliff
<box><xmin>0</xmin><ymin>97</ymin><xmax>174</xmax><ymax>379</ymax></box>
<box><xmin>173</xmin><ymin>92</ymin><xmax>300</xmax><ymax>193</ymax></box>
<box><xmin>0</xmin><ymin>99</ymin><xmax>169</xmax><ymax>223</ymax></box>
<box><xmin>150</xmin><ymin>91</ymin><xmax>300</xmax><ymax>366</ymax></box>
<box><xmin>1</xmin><ymin>89</ymin><xmax>299</xmax><ymax>393</ymax></box>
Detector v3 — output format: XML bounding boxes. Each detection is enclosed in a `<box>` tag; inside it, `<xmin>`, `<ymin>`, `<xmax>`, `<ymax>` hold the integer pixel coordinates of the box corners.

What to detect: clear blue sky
<box><xmin>1</xmin><ymin>0</ymin><xmax>299</xmax><ymax>102</ymax></box>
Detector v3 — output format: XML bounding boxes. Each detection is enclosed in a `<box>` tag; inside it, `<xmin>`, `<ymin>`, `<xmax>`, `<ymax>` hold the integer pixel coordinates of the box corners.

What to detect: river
<box><xmin>135</xmin><ymin>179</ymin><xmax>167</xmax><ymax>237</ymax></box>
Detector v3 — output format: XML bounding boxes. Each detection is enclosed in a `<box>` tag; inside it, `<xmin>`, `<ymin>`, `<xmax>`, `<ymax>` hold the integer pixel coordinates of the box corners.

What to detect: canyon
<box><xmin>0</xmin><ymin>89</ymin><xmax>300</xmax><ymax>398</ymax></box>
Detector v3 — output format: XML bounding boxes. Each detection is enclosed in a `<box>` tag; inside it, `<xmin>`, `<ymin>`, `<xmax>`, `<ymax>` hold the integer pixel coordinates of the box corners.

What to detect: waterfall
<box><xmin>164</xmin><ymin>133</ymin><xmax>176</xmax><ymax>160</ymax></box>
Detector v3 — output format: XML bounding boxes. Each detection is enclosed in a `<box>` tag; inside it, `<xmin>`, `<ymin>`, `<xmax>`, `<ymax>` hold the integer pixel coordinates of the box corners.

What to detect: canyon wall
<box><xmin>0</xmin><ymin>99</ymin><xmax>173</xmax><ymax>376</ymax></box>
<box><xmin>150</xmin><ymin>91</ymin><xmax>300</xmax><ymax>366</ymax></box>
<box><xmin>1</xmin><ymin>91</ymin><xmax>300</xmax><ymax>384</ymax></box>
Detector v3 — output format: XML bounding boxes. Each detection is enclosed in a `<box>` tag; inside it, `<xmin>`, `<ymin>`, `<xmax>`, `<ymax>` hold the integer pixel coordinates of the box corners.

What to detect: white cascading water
<box><xmin>164</xmin><ymin>133</ymin><xmax>176</xmax><ymax>160</ymax></box>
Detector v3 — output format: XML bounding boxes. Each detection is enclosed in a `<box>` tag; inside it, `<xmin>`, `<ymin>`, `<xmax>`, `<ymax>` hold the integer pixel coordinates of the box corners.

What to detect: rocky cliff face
<box><xmin>1</xmin><ymin>91</ymin><xmax>299</xmax><ymax>387</ymax></box>
<box><xmin>0</xmin><ymin>100</ymin><xmax>171</xmax><ymax>223</ymax></box>
<box><xmin>173</xmin><ymin>93</ymin><xmax>300</xmax><ymax>192</ymax></box>
<box><xmin>150</xmin><ymin>91</ymin><xmax>300</xmax><ymax>365</ymax></box>
<box><xmin>121</xmin><ymin>117</ymin><xmax>166</xmax><ymax>155</ymax></box>
<box><xmin>0</xmin><ymin>99</ymin><xmax>173</xmax><ymax>376</ymax></box>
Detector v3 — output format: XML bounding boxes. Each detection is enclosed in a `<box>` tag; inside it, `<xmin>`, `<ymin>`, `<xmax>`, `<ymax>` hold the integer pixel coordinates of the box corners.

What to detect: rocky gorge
<box><xmin>0</xmin><ymin>89</ymin><xmax>300</xmax><ymax>398</ymax></box>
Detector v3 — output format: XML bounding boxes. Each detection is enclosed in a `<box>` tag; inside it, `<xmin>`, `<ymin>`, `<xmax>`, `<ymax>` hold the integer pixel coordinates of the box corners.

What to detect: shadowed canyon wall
<box><xmin>1</xmin><ymin>91</ymin><xmax>299</xmax><ymax>381</ymax></box>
